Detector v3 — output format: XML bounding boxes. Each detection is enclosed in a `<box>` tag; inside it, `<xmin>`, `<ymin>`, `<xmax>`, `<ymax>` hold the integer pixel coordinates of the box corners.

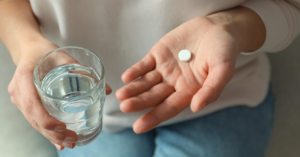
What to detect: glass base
<box><xmin>76</xmin><ymin>124</ymin><xmax>102</xmax><ymax>146</ymax></box>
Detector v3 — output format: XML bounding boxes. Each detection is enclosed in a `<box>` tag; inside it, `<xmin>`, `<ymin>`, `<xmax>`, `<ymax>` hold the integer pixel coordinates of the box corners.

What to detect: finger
<box><xmin>190</xmin><ymin>65</ymin><xmax>234</xmax><ymax>112</ymax></box>
<box><xmin>116</xmin><ymin>70</ymin><xmax>162</xmax><ymax>101</ymax></box>
<box><xmin>18</xmin><ymin>75</ymin><xmax>67</xmax><ymax>132</ymax></box>
<box><xmin>43</xmin><ymin>129</ymin><xmax>77</xmax><ymax>149</ymax></box>
<box><xmin>120</xmin><ymin>83</ymin><xmax>174</xmax><ymax>112</ymax></box>
<box><xmin>10</xmin><ymin>96</ymin><xmax>17</xmax><ymax>106</ymax></box>
<box><xmin>20</xmin><ymin>107</ymin><xmax>77</xmax><ymax>149</ymax></box>
<box><xmin>50</xmin><ymin>141</ymin><xmax>64</xmax><ymax>151</ymax></box>
<box><xmin>21</xmin><ymin>95</ymin><xmax>67</xmax><ymax>132</ymax></box>
<box><xmin>8</xmin><ymin>81</ymin><xmax>19</xmax><ymax>99</ymax></box>
<box><xmin>122</xmin><ymin>54</ymin><xmax>156</xmax><ymax>83</ymax></box>
<box><xmin>133</xmin><ymin>91</ymin><xmax>193</xmax><ymax>133</ymax></box>
<box><xmin>105</xmin><ymin>84</ymin><xmax>112</xmax><ymax>95</ymax></box>
<box><xmin>21</xmin><ymin>114</ymin><xmax>77</xmax><ymax>149</ymax></box>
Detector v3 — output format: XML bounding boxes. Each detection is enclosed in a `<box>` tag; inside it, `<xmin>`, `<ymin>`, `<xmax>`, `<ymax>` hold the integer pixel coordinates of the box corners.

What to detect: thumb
<box><xmin>191</xmin><ymin>65</ymin><xmax>234</xmax><ymax>112</ymax></box>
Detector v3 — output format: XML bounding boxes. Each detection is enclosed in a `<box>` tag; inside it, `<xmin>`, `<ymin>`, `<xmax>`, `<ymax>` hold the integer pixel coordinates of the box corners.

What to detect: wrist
<box><xmin>207</xmin><ymin>6</ymin><xmax>266</xmax><ymax>52</ymax></box>
<box><xmin>17</xmin><ymin>38</ymin><xmax>58</xmax><ymax>67</ymax></box>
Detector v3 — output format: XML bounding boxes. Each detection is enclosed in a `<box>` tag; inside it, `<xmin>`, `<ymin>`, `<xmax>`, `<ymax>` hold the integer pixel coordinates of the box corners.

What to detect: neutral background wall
<box><xmin>0</xmin><ymin>36</ymin><xmax>299</xmax><ymax>157</ymax></box>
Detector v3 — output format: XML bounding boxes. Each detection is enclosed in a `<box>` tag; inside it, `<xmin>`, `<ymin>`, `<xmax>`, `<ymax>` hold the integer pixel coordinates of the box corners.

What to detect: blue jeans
<box><xmin>57</xmin><ymin>90</ymin><xmax>274</xmax><ymax>157</ymax></box>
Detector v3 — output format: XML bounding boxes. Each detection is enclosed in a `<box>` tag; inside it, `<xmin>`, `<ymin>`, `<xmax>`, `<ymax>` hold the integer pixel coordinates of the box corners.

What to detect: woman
<box><xmin>1</xmin><ymin>0</ymin><xmax>299</xmax><ymax>156</ymax></box>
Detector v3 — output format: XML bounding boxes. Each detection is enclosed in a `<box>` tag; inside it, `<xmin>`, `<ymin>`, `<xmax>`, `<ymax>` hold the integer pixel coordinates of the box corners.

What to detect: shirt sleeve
<box><xmin>241</xmin><ymin>0</ymin><xmax>300</xmax><ymax>55</ymax></box>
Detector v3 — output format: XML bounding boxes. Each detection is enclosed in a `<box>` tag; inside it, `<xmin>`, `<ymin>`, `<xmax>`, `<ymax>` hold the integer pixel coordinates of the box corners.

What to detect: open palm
<box><xmin>116</xmin><ymin>17</ymin><xmax>240</xmax><ymax>133</ymax></box>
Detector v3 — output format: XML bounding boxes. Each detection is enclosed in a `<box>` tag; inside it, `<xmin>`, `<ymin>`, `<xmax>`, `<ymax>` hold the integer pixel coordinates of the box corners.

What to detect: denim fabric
<box><xmin>57</xmin><ymin>90</ymin><xmax>274</xmax><ymax>157</ymax></box>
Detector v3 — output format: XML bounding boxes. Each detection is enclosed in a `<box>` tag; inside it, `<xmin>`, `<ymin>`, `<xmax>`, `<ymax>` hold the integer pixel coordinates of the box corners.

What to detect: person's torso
<box><xmin>30</xmin><ymin>0</ymin><xmax>270</xmax><ymax>132</ymax></box>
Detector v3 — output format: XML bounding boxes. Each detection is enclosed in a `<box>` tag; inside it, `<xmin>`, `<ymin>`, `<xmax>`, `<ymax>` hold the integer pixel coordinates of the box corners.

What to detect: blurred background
<box><xmin>0</xmin><ymin>36</ymin><xmax>299</xmax><ymax>157</ymax></box>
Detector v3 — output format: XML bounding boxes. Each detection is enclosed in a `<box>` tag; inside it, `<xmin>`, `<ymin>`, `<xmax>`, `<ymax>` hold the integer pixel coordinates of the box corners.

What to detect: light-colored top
<box><xmin>29</xmin><ymin>0</ymin><xmax>300</xmax><ymax>132</ymax></box>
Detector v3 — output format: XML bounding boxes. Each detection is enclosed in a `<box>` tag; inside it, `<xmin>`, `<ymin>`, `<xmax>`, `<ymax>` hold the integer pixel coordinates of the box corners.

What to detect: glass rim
<box><xmin>33</xmin><ymin>46</ymin><xmax>105</xmax><ymax>101</ymax></box>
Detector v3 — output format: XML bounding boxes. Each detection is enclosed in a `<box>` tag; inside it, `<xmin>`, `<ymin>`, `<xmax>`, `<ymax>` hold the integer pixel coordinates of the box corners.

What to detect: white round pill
<box><xmin>178</xmin><ymin>49</ymin><xmax>191</xmax><ymax>62</ymax></box>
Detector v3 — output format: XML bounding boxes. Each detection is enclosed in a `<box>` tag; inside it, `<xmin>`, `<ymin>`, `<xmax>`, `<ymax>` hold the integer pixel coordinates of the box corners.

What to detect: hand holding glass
<box><xmin>33</xmin><ymin>46</ymin><xmax>105</xmax><ymax>146</ymax></box>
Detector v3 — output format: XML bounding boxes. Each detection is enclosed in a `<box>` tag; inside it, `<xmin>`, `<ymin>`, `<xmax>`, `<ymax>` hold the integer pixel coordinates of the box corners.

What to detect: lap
<box><xmin>154</xmin><ymin>91</ymin><xmax>275</xmax><ymax>157</ymax></box>
<box><xmin>57</xmin><ymin>129</ymin><xmax>155</xmax><ymax>157</ymax></box>
<box><xmin>57</xmin><ymin>91</ymin><xmax>274</xmax><ymax>157</ymax></box>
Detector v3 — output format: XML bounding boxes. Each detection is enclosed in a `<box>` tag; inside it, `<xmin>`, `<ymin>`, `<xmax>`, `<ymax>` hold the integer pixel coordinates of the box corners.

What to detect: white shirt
<box><xmin>29</xmin><ymin>0</ymin><xmax>300</xmax><ymax>132</ymax></box>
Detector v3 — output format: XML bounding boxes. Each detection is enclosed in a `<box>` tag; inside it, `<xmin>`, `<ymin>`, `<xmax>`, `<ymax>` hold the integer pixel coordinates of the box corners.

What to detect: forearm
<box><xmin>207</xmin><ymin>6</ymin><xmax>266</xmax><ymax>53</ymax></box>
<box><xmin>0</xmin><ymin>0</ymin><xmax>54</xmax><ymax>65</ymax></box>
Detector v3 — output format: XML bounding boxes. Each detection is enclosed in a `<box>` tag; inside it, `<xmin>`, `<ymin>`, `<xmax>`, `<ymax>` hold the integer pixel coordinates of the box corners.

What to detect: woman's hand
<box><xmin>116</xmin><ymin>7</ymin><xmax>265</xmax><ymax>134</ymax></box>
<box><xmin>1</xmin><ymin>0</ymin><xmax>111</xmax><ymax>151</ymax></box>
<box><xmin>8</xmin><ymin>42</ymin><xmax>112</xmax><ymax>151</ymax></box>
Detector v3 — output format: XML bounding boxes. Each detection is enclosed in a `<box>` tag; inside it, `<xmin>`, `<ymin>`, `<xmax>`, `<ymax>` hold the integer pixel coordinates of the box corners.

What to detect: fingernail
<box><xmin>62</xmin><ymin>142</ymin><xmax>74</xmax><ymax>149</ymax></box>
<box><xmin>64</xmin><ymin>137</ymin><xmax>76</xmax><ymax>143</ymax></box>
<box><xmin>54</xmin><ymin>143</ymin><xmax>63</xmax><ymax>151</ymax></box>
<box><xmin>54</xmin><ymin>126</ymin><xmax>66</xmax><ymax>132</ymax></box>
<box><xmin>106</xmin><ymin>86</ymin><xmax>112</xmax><ymax>94</ymax></box>
<box><xmin>106</xmin><ymin>85</ymin><xmax>112</xmax><ymax>91</ymax></box>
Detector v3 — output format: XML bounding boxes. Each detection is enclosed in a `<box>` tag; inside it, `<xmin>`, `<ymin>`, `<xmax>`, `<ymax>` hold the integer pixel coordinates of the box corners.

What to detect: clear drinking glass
<box><xmin>33</xmin><ymin>46</ymin><xmax>105</xmax><ymax>146</ymax></box>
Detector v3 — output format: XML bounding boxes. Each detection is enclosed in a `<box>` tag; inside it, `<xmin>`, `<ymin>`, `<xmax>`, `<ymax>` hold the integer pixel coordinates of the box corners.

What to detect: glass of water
<box><xmin>33</xmin><ymin>46</ymin><xmax>105</xmax><ymax>146</ymax></box>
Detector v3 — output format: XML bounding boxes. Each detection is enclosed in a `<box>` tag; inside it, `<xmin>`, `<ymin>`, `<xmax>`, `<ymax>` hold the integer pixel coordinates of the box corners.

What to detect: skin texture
<box><xmin>116</xmin><ymin>7</ymin><xmax>266</xmax><ymax>134</ymax></box>
<box><xmin>0</xmin><ymin>0</ymin><xmax>265</xmax><ymax>150</ymax></box>
<box><xmin>0</xmin><ymin>0</ymin><xmax>112</xmax><ymax>150</ymax></box>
